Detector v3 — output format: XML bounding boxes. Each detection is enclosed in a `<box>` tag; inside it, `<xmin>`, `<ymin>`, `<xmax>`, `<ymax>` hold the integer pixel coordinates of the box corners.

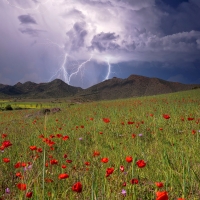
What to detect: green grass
<box><xmin>0</xmin><ymin>89</ymin><xmax>200</xmax><ymax>199</ymax></box>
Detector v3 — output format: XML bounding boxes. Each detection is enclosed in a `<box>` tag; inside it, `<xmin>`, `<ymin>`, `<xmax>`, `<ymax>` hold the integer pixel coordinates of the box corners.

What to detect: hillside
<box><xmin>77</xmin><ymin>75</ymin><xmax>200</xmax><ymax>101</ymax></box>
<box><xmin>0</xmin><ymin>75</ymin><xmax>199</xmax><ymax>100</ymax></box>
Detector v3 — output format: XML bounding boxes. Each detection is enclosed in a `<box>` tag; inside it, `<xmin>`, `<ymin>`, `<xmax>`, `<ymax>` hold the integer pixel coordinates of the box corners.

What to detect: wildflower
<box><xmin>122</xmin><ymin>182</ymin><xmax>126</xmax><ymax>186</ymax></box>
<box><xmin>120</xmin><ymin>165</ymin><xmax>125</xmax><ymax>172</ymax></box>
<box><xmin>17</xmin><ymin>183</ymin><xmax>27</xmax><ymax>191</ymax></box>
<box><xmin>50</xmin><ymin>159</ymin><xmax>58</xmax><ymax>165</ymax></box>
<box><xmin>85</xmin><ymin>161</ymin><xmax>90</xmax><ymax>166</ymax></box>
<box><xmin>62</xmin><ymin>135</ymin><xmax>69</xmax><ymax>140</ymax></box>
<box><xmin>126</xmin><ymin>156</ymin><xmax>133</xmax><ymax>163</ymax></box>
<box><xmin>121</xmin><ymin>189</ymin><xmax>126</xmax><ymax>196</ymax></box>
<box><xmin>79</xmin><ymin>137</ymin><xmax>83</xmax><ymax>140</ymax></box>
<box><xmin>58</xmin><ymin>173</ymin><xmax>69</xmax><ymax>179</ymax></box>
<box><xmin>5</xmin><ymin>188</ymin><xmax>10</xmax><ymax>194</ymax></box>
<box><xmin>132</xmin><ymin>134</ymin><xmax>136</xmax><ymax>138</ymax></box>
<box><xmin>3</xmin><ymin>158</ymin><xmax>10</xmax><ymax>163</ymax></box>
<box><xmin>106</xmin><ymin>167</ymin><xmax>114</xmax><ymax>177</ymax></box>
<box><xmin>72</xmin><ymin>182</ymin><xmax>82</xmax><ymax>193</ymax></box>
<box><xmin>26</xmin><ymin>191</ymin><xmax>33</xmax><ymax>198</ymax></box>
<box><xmin>130</xmin><ymin>178</ymin><xmax>139</xmax><ymax>184</ymax></box>
<box><xmin>138</xmin><ymin>134</ymin><xmax>143</xmax><ymax>137</ymax></box>
<box><xmin>103</xmin><ymin>118</ymin><xmax>110</xmax><ymax>123</ymax></box>
<box><xmin>101</xmin><ymin>157</ymin><xmax>109</xmax><ymax>163</ymax></box>
<box><xmin>192</xmin><ymin>130</ymin><xmax>196</xmax><ymax>134</ymax></box>
<box><xmin>136</xmin><ymin>160</ymin><xmax>146</xmax><ymax>168</ymax></box>
<box><xmin>163</xmin><ymin>114</ymin><xmax>170</xmax><ymax>119</ymax></box>
<box><xmin>156</xmin><ymin>191</ymin><xmax>168</xmax><ymax>200</ymax></box>
<box><xmin>2</xmin><ymin>140</ymin><xmax>12</xmax><ymax>149</ymax></box>
<box><xmin>29</xmin><ymin>146</ymin><xmax>37</xmax><ymax>151</ymax></box>
<box><xmin>188</xmin><ymin>117</ymin><xmax>194</xmax><ymax>121</ymax></box>
<box><xmin>66</xmin><ymin>160</ymin><xmax>72</xmax><ymax>163</ymax></box>
<box><xmin>155</xmin><ymin>182</ymin><xmax>164</xmax><ymax>188</ymax></box>
<box><xmin>93</xmin><ymin>151</ymin><xmax>100</xmax><ymax>157</ymax></box>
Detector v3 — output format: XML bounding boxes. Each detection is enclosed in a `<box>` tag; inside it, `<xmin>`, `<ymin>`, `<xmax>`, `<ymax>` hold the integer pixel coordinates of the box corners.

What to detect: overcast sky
<box><xmin>0</xmin><ymin>0</ymin><xmax>200</xmax><ymax>88</ymax></box>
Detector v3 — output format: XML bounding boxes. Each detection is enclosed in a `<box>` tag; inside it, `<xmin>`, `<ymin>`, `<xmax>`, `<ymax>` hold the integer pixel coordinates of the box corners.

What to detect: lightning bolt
<box><xmin>103</xmin><ymin>59</ymin><xmax>112</xmax><ymax>81</ymax></box>
<box><xmin>4</xmin><ymin>0</ymin><xmax>52</xmax><ymax>11</ymax></box>
<box><xmin>68</xmin><ymin>54</ymin><xmax>93</xmax><ymax>84</ymax></box>
<box><xmin>41</xmin><ymin>39</ymin><xmax>93</xmax><ymax>86</ymax></box>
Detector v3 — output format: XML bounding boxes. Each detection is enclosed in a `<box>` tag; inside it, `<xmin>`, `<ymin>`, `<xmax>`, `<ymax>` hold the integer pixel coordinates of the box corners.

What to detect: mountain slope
<box><xmin>0</xmin><ymin>79</ymin><xmax>83</xmax><ymax>99</ymax></box>
<box><xmin>0</xmin><ymin>75</ymin><xmax>199</xmax><ymax>100</ymax></box>
<box><xmin>78</xmin><ymin>75</ymin><xmax>200</xmax><ymax>100</ymax></box>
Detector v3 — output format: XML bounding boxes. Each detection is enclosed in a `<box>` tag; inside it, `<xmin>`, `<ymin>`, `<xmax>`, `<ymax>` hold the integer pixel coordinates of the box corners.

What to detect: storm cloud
<box><xmin>18</xmin><ymin>15</ymin><xmax>37</xmax><ymax>24</ymax></box>
<box><xmin>0</xmin><ymin>0</ymin><xmax>199</xmax><ymax>88</ymax></box>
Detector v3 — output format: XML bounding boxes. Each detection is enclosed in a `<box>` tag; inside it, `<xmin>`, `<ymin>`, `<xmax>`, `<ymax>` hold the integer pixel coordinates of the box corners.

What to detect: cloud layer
<box><xmin>0</xmin><ymin>0</ymin><xmax>199</xmax><ymax>88</ymax></box>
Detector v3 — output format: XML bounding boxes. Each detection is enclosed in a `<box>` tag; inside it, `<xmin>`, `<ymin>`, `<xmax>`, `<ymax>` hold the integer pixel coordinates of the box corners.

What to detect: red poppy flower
<box><xmin>122</xmin><ymin>182</ymin><xmax>126</xmax><ymax>186</ymax></box>
<box><xmin>130</xmin><ymin>178</ymin><xmax>139</xmax><ymax>184</ymax></box>
<box><xmin>101</xmin><ymin>158</ymin><xmax>109</xmax><ymax>163</ymax></box>
<box><xmin>93</xmin><ymin>151</ymin><xmax>100</xmax><ymax>156</ymax></box>
<box><xmin>126</xmin><ymin>156</ymin><xmax>133</xmax><ymax>163</ymax></box>
<box><xmin>61</xmin><ymin>165</ymin><xmax>67</xmax><ymax>168</ymax></box>
<box><xmin>21</xmin><ymin>162</ymin><xmax>26</xmax><ymax>167</ymax></box>
<box><xmin>84</xmin><ymin>161</ymin><xmax>90</xmax><ymax>166</ymax></box>
<box><xmin>3</xmin><ymin>158</ymin><xmax>10</xmax><ymax>163</ymax></box>
<box><xmin>37</xmin><ymin>148</ymin><xmax>42</xmax><ymax>153</ymax></box>
<box><xmin>103</xmin><ymin>118</ymin><xmax>110</xmax><ymax>123</ymax></box>
<box><xmin>128</xmin><ymin>121</ymin><xmax>134</xmax><ymax>124</ymax></box>
<box><xmin>50</xmin><ymin>159</ymin><xmax>58</xmax><ymax>165</ymax></box>
<box><xmin>62</xmin><ymin>136</ymin><xmax>69</xmax><ymax>141</ymax></box>
<box><xmin>155</xmin><ymin>182</ymin><xmax>164</xmax><ymax>188</ymax></box>
<box><xmin>66</xmin><ymin>160</ymin><xmax>72</xmax><ymax>163</ymax></box>
<box><xmin>156</xmin><ymin>191</ymin><xmax>168</xmax><ymax>200</ymax></box>
<box><xmin>132</xmin><ymin>134</ymin><xmax>136</xmax><ymax>138</ymax></box>
<box><xmin>106</xmin><ymin>167</ymin><xmax>114</xmax><ymax>177</ymax></box>
<box><xmin>2</xmin><ymin>140</ymin><xmax>12</xmax><ymax>148</ymax></box>
<box><xmin>163</xmin><ymin>114</ymin><xmax>170</xmax><ymax>119</ymax></box>
<box><xmin>45</xmin><ymin>178</ymin><xmax>53</xmax><ymax>183</ymax></box>
<box><xmin>16</xmin><ymin>172</ymin><xmax>22</xmax><ymax>177</ymax></box>
<box><xmin>177</xmin><ymin>198</ymin><xmax>185</xmax><ymax>200</ymax></box>
<box><xmin>29</xmin><ymin>146</ymin><xmax>37</xmax><ymax>151</ymax></box>
<box><xmin>17</xmin><ymin>183</ymin><xmax>27</xmax><ymax>191</ymax></box>
<box><xmin>56</xmin><ymin>134</ymin><xmax>63</xmax><ymax>138</ymax></box>
<box><xmin>58</xmin><ymin>173</ymin><xmax>69</xmax><ymax>179</ymax></box>
<box><xmin>188</xmin><ymin>117</ymin><xmax>194</xmax><ymax>121</ymax></box>
<box><xmin>136</xmin><ymin>160</ymin><xmax>146</xmax><ymax>168</ymax></box>
<box><xmin>26</xmin><ymin>191</ymin><xmax>33</xmax><ymax>198</ymax></box>
<box><xmin>120</xmin><ymin>165</ymin><xmax>124</xmax><ymax>172</ymax></box>
<box><xmin>72</xmin><ymin>182</ymin><xmax>82</xmax><ymax>193</ymax></box>
<box><xmin>1</xmin><ymin>134</ymin><xmax>7</xmax><ymax>138</ymax></box>
<box><xmin>192</xmin><ymin>130</ymin><xmax>196</xmax><ymax>134</ymax></box>
<box><xmin>15</xmin><ymin>162</ymin><xmax>21</xmax><ymax>168</ymax></box>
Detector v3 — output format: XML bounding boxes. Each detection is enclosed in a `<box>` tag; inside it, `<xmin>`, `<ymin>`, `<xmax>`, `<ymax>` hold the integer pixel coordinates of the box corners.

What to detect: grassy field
<box><xmin>0</xmin><ymin>89</ymin><xmax>200</xmax><ymax>200</ymax></box>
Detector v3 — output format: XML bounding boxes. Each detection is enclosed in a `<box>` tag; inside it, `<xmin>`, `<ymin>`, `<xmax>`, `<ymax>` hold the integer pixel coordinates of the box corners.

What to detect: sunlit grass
<box><xmin>0</xmin><ymin>89</ymin><xmax>200</xmax><ymax>199</ymax></box>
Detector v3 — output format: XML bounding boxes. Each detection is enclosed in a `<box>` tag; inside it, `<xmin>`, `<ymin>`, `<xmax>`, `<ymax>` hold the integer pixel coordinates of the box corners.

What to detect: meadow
<box><xmin>0</xmin><ymin>89</ymin><xmax>200</xmax><ymax>200</ymax></box>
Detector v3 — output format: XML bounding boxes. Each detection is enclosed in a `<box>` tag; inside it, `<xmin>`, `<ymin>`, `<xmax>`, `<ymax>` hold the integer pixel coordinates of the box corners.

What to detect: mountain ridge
<box><xmin>0</xmin><ymin>75</ymin><xmax>199</xmax><ymax>100</ymax></box>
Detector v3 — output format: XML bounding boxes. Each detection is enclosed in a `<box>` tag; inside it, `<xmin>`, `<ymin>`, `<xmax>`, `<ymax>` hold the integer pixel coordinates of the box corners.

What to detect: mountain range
<box><xmin>0</xmin><ymin>75</ymin><xmax>199</xmax><ymax>101</ymax></box>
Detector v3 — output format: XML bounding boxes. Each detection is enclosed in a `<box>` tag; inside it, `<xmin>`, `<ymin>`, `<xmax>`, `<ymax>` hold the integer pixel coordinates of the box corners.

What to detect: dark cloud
<box><xmin>157</xmin><ymin>0</ymin><xmax>200</xmax><ymax>35</ymax></box>
<box><xmin>156</xmin><ymin>0</ymin><xmax>189</xmax><ymax>8</ymax></box>
<box><xmin>19</xmin><ymin>28</ymin><xmax>46</xmax><ymax>37</ymax></box>
<box><xmin>90</xmin><ymin>32</ymin><xmax>120</xmax><ymax>52</ymax></box>
<box><xmin>18</xmin><ymin>15</ymin><xmax>37</xmax><ymax>24</ymax></box>
<box><xmin>66</xmin><ymin>22</ymin><xmax>87</xmax><ymax>51</ymax></box>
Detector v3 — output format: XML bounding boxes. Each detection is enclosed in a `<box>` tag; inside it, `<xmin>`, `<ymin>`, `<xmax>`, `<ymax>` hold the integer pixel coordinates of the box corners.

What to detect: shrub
<box><xmin>5</xmin><ymin>104</ymin><xmax>13</xmax><ymax>110</ymax></box>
